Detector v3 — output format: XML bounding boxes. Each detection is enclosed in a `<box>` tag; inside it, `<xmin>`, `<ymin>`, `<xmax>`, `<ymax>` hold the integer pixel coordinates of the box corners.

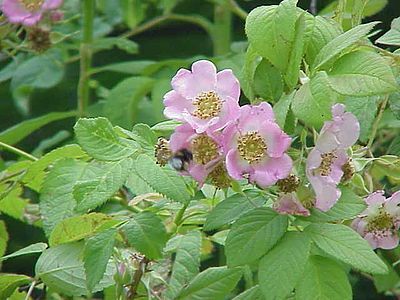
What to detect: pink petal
<box><xmin>169</xmin><ymin>123</ymin><xmax>195</xmax><ymax>152</ymax></box>
<box><xmin>163</xmin><ymin>90</ymin><xmax>191</xmax><ymax>121</ymax></box>
<box><xmin>216</xmin><ymin>69</ymin><xmax>240</xmax><ymax>100</ymax></box>
<box><xmin>364</xmin><ymin>232</ymin><xmax>379</xmax><ymax>249</ymax></box>
<box><xmin>274</xmin><ymin>193</ymin><xmax>310</xmax><ymax>216</ymax></box>
<box><xmin>376</xmin><ymin>232</ymin><xmax>399</xmax><ymax>250</ymax></box>
<box><xmin>329</xmin><ymin>149</ymin><xmax>347</xmax><ymax>183</ymax></box>
<box><xmin>171</xmin><ymin>60</ymin><xmax>217</xmax><ymax>99</ymax></box>
<box><xmin>306</xmin><ymin>148</ymin><xmax>322</xmax><ymax>171</ymax></box>
<box><xmin>336</xmin><ymin>112</ymin><xmax>360</xmax><ymax>148</ymax></box>
<box><xmin>188</xmin><ymin>163</ymin><xmax>208</xmax><ymax>187</ymax></box>
<box><xmin>351</xmin><ymin>218</ymin><xmax>368</xmax><ymax>235</ymax></box>
<box><xmin>385</xmin><ymin>190</ymin><xmax>400</xmax><ymax>215</ymax></box>
<box><xmin>203</xmin><ymin>96</ymin><xmax>240</xmax><ymax>133</ymax></box>
<box><xmin>42</xmin><ymin>0</ymin><xmax>63</xmax><ymax>10</ymax></box>
<box><xmin>313</xmin><ymin>181</ymin><xmax>341</xmax><ymax>211</ymax></box>
<box><xmin>332</xmin><ymin>103</ymin><xmax>345</xmax><ymax>117</ymax></box>
<box><xmin>250</xmin><ymin>154</ymin><xmax>292</xmax><ymax>187</ymax></box>
<box><xmin>2</xmin><ymin>0</ymin><xmax>31</xmax><ymax>23</ymax></box>
<box><xmin>364</xmin><ymin>190</ymin><xmax>386</xmax><ymax>206</ymax></box>
<box><xmin>316</xmin><ymin>123</ymin><xmax>340</xmax><ymax>153</ymax></box>
<box><xmin>225</xmin><ymin>149</ymin><xmax>251</xmax><ymax>180</ymax></box>
<box><xmin>259</xmin><ymin>120</ymin><xmax>291</xmax><ymax>158</ymax></box>
<box><xmin>220</xmin><ymin>122</ymin><xmax>239</xmax><ymax>152</ymax></box>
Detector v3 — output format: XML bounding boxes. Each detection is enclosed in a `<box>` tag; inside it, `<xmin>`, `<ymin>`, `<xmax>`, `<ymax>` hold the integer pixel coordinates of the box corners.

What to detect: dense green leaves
<box><xmin>305</xmin><ymin>224</ymin><xmax>387</xmax><ymax>274</ymax></box>
<box><xmin>166</xmin><ymin>231</ymin><xmax>202</xmax><ymax>299</ymax></box>
<box><xmin>84</xmin><ymin>227</ymin><xmax>117</xmax><ymax>291</ymax></box>
<box><xmin>0</xmin><ymin>274</ymin><xmax>32</xmax><ymax>299</ymax></box>
<box><xmin>35</xmin><ymin>242</ymin><xmax>115</xmax><ymax>296</ymax></box>
<box><xmin>296</xmin><ymin>256</ymin><xmax>352</xmax><ymax>300</ymax></box>
<box><xmin>233</xmin><ymin>285</ymin><xmax>263</xmax><ymax>300</ymax></box>
<box><xmin>204</xmin><ymin>190</ymin><xmax>266</xmax><ymax>231</ymax></box>
<box><xmin>74</xmin><ymin>117</ymin><xmax>137</xmax><ymax>161</ymax></box>
<box><xmin>328</xmin><ymin>51</ymin><xmax>398</xmax><ymax>96</ymax></box>
<box><xmin>258</xmin><ymin>232</ymin><xmax>311</xmax><ymax>299</ymax></box>
<box><xmin>176</xmin><ymin>266</ymin><xmax>242</xmax><ymax>300</ymax></box>
<box><xmin>123</xmin><ymin>211</ymin><xmax>168</xmax><ymax>259</ymax></box>
<box><xmin>133</xmin><ymin>154</ymin><xmax>191</xmax><ymax>204</ymax></box>
<box><xmin>253</xmin><ymin>59</ymin><xmax>283</xmax><ymax>102</ymax></box>
<box><xmin>226</xmin><ymin>208</ymin><xmax>288</xmax><ymax>266</ymax></box>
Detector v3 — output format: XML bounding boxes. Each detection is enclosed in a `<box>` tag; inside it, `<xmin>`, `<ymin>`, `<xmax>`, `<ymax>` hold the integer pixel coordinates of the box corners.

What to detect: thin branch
<box><xmin>367</xmin><ymin>95</ymin><xmax>389</xmax><ymax>149</ymax></box>
<box><xmin>0</xmin><ymin>141</ymin><xmax>38</xmax><ymax>161</ymax></box>
<box><xmin>227</xmin><ymin>0</ymin><xmax>248</xmax><ymax>20</ymax></box>
<box><xmin>358</xmin><ymin>41</ymin><xmax>400</xmax><ymax>59</ymax></box>
<box><xmin>24</xmin><ymin>280</ymin><xmax>36</xmax><ymax>300</ymax></box>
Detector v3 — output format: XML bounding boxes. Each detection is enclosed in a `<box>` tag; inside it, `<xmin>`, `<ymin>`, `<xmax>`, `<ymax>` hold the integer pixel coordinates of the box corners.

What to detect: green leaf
<box><xmin>226</xmin><ymin>208</ymin><xmax>288</xmax><ymax>267</ymax></box>
<box><xmin>305</xmin><ymin>223</ymin><xmax>388</xmax><ymax>274</ymax></box>
<box><xmin>241</xmin><ymin>45</ymin><xmax>260</xmax><ymax>102</ymax></box>
<box><xmin>376</xmin><ymin>17</ymin><xmax>400</xmax><ymax>46</ymax></box>
<box><xmin>176</xmin><ymin>266</ymin><xmax>242</xmax><ymax>300</ymax></box>
<box><xmin>389</xmin><ymin>77</ymin><xmax>400</xmax><ymax>120</ymax></box>
<box><xmin>284</xmin><ymin>13</ymin><xmax>306</xmax><ymax>90</ymax></box>
<box><xmin>301</xmin><ymin>187</ymin><xmax>366</xmax><ymax>222</ymax></box>
<box><xmin>233</xmin><ymin>285</ymin><xmax>263</xmax><ymax>300</ymax></box>
<box><xmin>39</xmin><ymin>158</ymin><xmax>88</xmax><ymax>236</ymax></box>
<box><xmin>22</xmin><ymin>144</ymin><xmax>87</xmax><ymax>191</ymax></box>
<box><xmin>84</xmin><ymin>227</ymin><xmax>117</xmax><ymax>291</ymax></box>
<box><xmin>0</xmin><ymin>185</ymin><xmax>27</xmax><ymax>220</ymax></box>
<box><xmin>131</xmin><ymin>123</ymin><xmax>158</xmax><ymax>155</ymax></box>
<box><xmin>245</xmin><ymin>0</ymin><xmax>299</xmax><ymax>72</ymax></box>
<box><xmin>292</xmin><ymin>71</ymin><xmax>337</xmax><ymax>129</ymax></box>
<box><xmin>49</xmin><ymin>213</ymin><xmax>113</xmax><ymax>247</ymax></box>
<box><xmin>92</xmin><ymin>37</ymin><xmax>139</xmax><ymax>54</ymax></box>
<box><xmin>133</xmin><ymin>154</ymin><xmax>191</xmax><ymax>204</ymax></box>
<box><xmin>1</xmin><ymin>243</ymin><xmax>47</xmax><ymax>262</ymax></box>
<box><xmin>0</xmin><ymin>111</ymin><xmax>76</xmax><ymax>145</ymax></box>
<box><xmin>103</xmin><ymin>77</ymin><xmax>155</xmax><ymax>128</ymax></box>
<box><xmin>345</xmin><ymin>95</ymin><xmax>379</xmax><ymax>142</ymax></box>
<box><xmin>296</xmin><ymin>256</ymin><xmax>352</xmax><ymax>300</ymax></box>
<box><xmin>273</xmin><ymin>92</ymin><xmax>295</xmax><ymax>129</ymax></box>
<box><xmin>151</xmin><ymin>119</ymin><xmax>182</xmax><ymax>135</ymax></box>
<box><xmin>258</xmin><ymin>232</ymin><xmax>311</xmax><ymax>299</ymax></box>
<box><xmin>165</xmin><ymin>231</ymin><xmax>202</xmax><ymax>299</ymax></box>
<box><xmin>328</xmin><ymin>51</ymin><xmax>398</xmax><ymax>96</ymax></box>
<box><xmin>74</xmin><ymin>117</ymin><xmax>137</xmax><ymax>161</ymax></box>
<box><xmin>253</xmin><ymin>59</ymin><xmax>283</xmax><ymax>102</ymax></box>
<box><xmin>35</xmin><ymin>242</ymin><xmax>115</xmax><ymax>296</ymax></box>
<box><xmin>92</xmin><ymin>60</ymin><xmax>155</xmax><ymax>75</ymax></box>
<box><xmin>0</xmin><ymin>221</ymin><xmax>8</xmax><ymax>258</ymax></box>
<box><xmin>312</xmin><ymin>21</ymin><xmax>378</xmax><ymax>70</ymax></box>
<box><xmin>74</xmin><ymin>158</ymin><xmax>133</xmax><ymax>213</ymax></box>
<box><xmin>304</xmin><ymin>16</ymin><xmax>342</xmax><ymax>66</ymax></box>
<box><xmin>0</xmin><ymin>274</ymin><xmax>32</xmax><ymax>299</ymax></box>
<box><xmin>203</xmin><ymin>190</ymin><xmax>266</xmax><ymax>231</ymax></box>
<box><xmin>123</xmin><ymin>211</ymin><xmax>168</xmax><ymax>259</ymax></box>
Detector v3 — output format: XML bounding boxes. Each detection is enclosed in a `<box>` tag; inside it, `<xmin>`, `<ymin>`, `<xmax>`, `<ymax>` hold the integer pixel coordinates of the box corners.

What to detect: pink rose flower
<box><xmin>1</xmin><ymin>0</ymin><xmax>63</xmax><ymax>26</ymax></box>
<box><xmin>221</xmin><ymin>102</ymin><xmax>292</xmax><ymax>187</ymax></box>
<box><xmin>351</xmin><ymin>191</ymin><xmax>400</xmax><ymax>249</ymax></box>
<box><xmin>274</xmin><ymin>192</ymin><xmax>310</xmax><ymax>216</ymax></box>
<box><xmin>163</xmin><ymin>60</ymin><xmax>240</xmax><ymax>133</ymax></box>
<box><xmin>169</xmin><ymin>123</ymin><xmax>223</xmax><ymax>186</ymax></box>
<box><xmin>306</xmin><ymin>104</ymin><xmax>360</xmax><ymax>211</ymax></box>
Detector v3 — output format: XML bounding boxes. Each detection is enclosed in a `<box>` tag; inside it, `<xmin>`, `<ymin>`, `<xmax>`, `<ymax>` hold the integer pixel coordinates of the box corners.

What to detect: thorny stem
<box><xmin>77</xmin><ymin>0</ymin><xmax>94</xmax><ymax>117</ymax></box>
<box><xmin>367</xmin><ymin>95</ymin><xmax>389</xmax><ymax>149</ymax></box>
<box><xmin>0</xmin><ymin>141</ymin><xmax>38</xmax><ymax>161</ymax></box>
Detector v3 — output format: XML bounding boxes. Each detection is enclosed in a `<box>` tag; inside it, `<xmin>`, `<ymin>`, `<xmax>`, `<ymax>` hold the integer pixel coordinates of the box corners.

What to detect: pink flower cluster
<box><xmin>164</xmin><ymin>60</ymin><xmax>292</xmax><ymax>188</ymax></box>
<box><xmin>1</xmin><ymin>0</ymin><xmax>62</xmax><ymax>26</ymax></box>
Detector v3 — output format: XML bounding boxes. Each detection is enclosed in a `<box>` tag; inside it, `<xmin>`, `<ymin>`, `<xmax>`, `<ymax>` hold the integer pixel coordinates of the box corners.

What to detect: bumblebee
<box><xmin>168</xmin><ymin>149</ymin><xmax>193</xmax><ymax>171</ymax></box>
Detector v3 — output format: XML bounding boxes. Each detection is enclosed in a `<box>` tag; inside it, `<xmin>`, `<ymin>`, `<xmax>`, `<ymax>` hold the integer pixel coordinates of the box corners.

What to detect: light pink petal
<box><xmin>238</xmin><ymin>103</ymin><xmax>275</xmax><ymax>132</ymax></box>
<box><xmin>220</xmin><ymin>122</ymin><xmax>239</xmax><ymax>152</ymax></box>
<box><xmin>258</xmin><ymin>121</ymin><xmax>291</xmax><ymax>158</ymax></box>
<box><xmin>225</xmin><ymin>149</ymin><xmax>251</xmax><ymax>180</ymax></box>
<box><xmin>336</xmin><ymin>112</ymin><xmax>360</xmax><ymax>148</ymax></box>
<box><xmin>183</xmin><ymin>112</ymin><xmax>219</xmax><ymax>134</ymax></box>
<box><xmin>316</xmin><ymin>123</ymin><xmax>340</xmax><ymax>153</ymax></box>
<box><xmin>351</xmin><ymin>218</ymin><xmax>368</xmax><ymax>235</ymax></box>
<box><xmin>332</xmin><ymin>103</ymin><xmax>345</xmax><ymax>117</ymax></box>
<box><xmin>188</xmin><ymin>163</ymin><xmax>208</xmax><ymax>187</ymax></box>
<box><xmin>171</xmin><ymin>60</ymin><xmax>217</xmax><ymax>99</ymax></box>
<box><xmin>313</xmin><ymin>180</ymin><xmax>341</xmax><ymax>212</ymax></box>
<box><xmin>42</xmin><ymin>0</ymin><xmax>63</xmax><ymax>10</ymax></box>
<box><xmin>385</xmin><ymin>191</ymin><xmax>400</xmax><ymax>215</ymax></box>
<box><xmin>274</xmin><ymin>193</ymin><xmax>310</xmax><ymax>216</ymax></box>
<box><xmin>306</xmin><ymin>148</ymin><xmax>322</xmax><ymax>172</ymax></box>
<box><xmin>329</xmin><ymin>150</ymin><xmax>348</xmax><ymax>183</ymax></box>
<box><xmin>206</xmin><ymin>96</ymin><xmax>240</xmax><ymax>132</ymax></box>
<box><xmin>364</xmin><ymin>233</ymin><xmax>379</xmax><ymax>249</ymax></box>
<box><xmin>163</xmin><ymin>90</ymin><xmax>191</xmax><ymax>121</ymax></box>
<box><xmin>250</xmin><ymin>154</ymin><xmax>292</xmax><ymax>187</ymax></box>
<box><xmin>216</xmin><ymin>69</ymin><xmax>240</xmax><ymax>100</ymax></box>
<box><xmin>169</xmin><ymin>123</ymin><xmax>195</xmax><ymax>152</ymax></box>
<box><xmin>376</xmin><ymin>232</ymin><xmax>399</xmax><ymax>250</ymax></box>
<box><xmin>364</xmin><ymin>190</ymin><xmax>386</xmax><ymax>206</ymax></box>
<box><xmin>1</xmin><ymin>0</ymin><xmax>32</xmax><ymax>24</ymax></box>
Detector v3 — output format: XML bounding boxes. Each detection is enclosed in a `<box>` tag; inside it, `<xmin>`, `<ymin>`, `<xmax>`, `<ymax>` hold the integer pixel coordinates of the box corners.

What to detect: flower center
<box><xmin>318</xmin><ymin>152</ymin><xmax>338</xmax><ymax>176</ymax></box>
<box><xmin>19</xmin><ymin>0</ymin><xmax>44</xmax><ymax>11</ymax></box>
<box><xmin>341</xmin><ymin>159</ymin><xmax>355</xmax><ymax>183</ymax></box>
<box><xmin>191</xmin><ymin>134</ymin><xmax>219</xmax><ymax>165</ymax></box>
<box><xmin>277</xmin><ymin>174</ymin><xmax>300</xmax><ymax>193</ymax></box>
<box><xmin>366</xmin><ymin>208</ymin><xmax>395</xmax><ymax>232</ymax></box>
<box><xmin>208</xmin><ymin>163</ymin><xmax>231</xmax><ymax>189</ymax></box>
<box><xmin>192</xmin><ymin>91</ymin><xmax>222</xmax><ymax>120</ymax></box>
<box><xmin>154</xmin><ymin>138</ymin><xmax>172</xmax><ymax>167</ymax></box>
<box><xmin>237</xmin><ymin>132</ymin><xmax>267</xmax><ymax>164</ymax></box>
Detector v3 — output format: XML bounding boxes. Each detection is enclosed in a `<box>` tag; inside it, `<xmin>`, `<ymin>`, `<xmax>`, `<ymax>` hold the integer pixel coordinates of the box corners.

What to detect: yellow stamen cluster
<box><xmin>154</xmin><ymin>138</ymin><xmax>172</xmax><ymax>167</ymax></box>
<box><xmin>318</xmin><ymin>152</ymin><xmax>338</xmax><ymax>176</ymax></box>
<box><xmin>191</xmin><ymin>134</ymin><xmax>219</xmax><ymax>165</ymax></box>
<box><xmin>192</xmin><ymin>91</ymin><xmax>222</xmax><ymax>120</ymax></box>
<box><xmin>366</xmin><ymin>208</ymin><xmax>395</xmax><ymax>232</ymax></box>
<box><xmin>19</xmin><ymin>0</ymin><xmax>44</xmax><ymax>11</ymax></box>
<box><xmin>237</xmin><ymin>131</ymin><xmax>267</xmax><ymax>164</ymax></box>
<box><xmin>341</xmin><ymin>159</ymin><xmax>355</xmax><ymax>183</ymax></box>
<box><xmin>276</xmin><ymin>174</ymin><xmax>300</xmax><ymax>194</ymax></box>
<box><xmin>209</xmin><ymin>163</ymin><xmax>231</xmax><ymax>189</ymax></box>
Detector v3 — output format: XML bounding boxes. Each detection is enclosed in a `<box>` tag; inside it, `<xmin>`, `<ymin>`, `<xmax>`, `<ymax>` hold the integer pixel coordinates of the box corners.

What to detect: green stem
<box><xmin>243</xmin><ymin>265</ymin><xmax>254</xmax><ymax>289</ymax></box>
<box><xmin>358</xmin><ymin>41</ymin><xmax>400</xmax><ymax>59</ymax></box>
<box><xmin>77</xmin><ymin>0</ymin><xmax>94</xmax><ymax>118</ymax></box>
<box><xmin>227</xmin><ymin>0</ymin><xmax>247</xmax><ymax>20</ymax></box>
<box><xmin>367</xmin><ymin>95</ymin><xmax>389</xmax><ymax>149</ymax></box>
<box><xmin>174</xmin><ymin>203</ymin><xmax>189</xmax><ymax>227</ymax></box>
<box><xmin>0</xmin><ymin>142</ymin><xmax>38</xmax><ymax>161</ymax></box>
<box><xmin>213</xmin><ymin>0</ymin><xmax>232</xmax><ymax>56</ymax></box>
<box><xmin>334</xmin><ymin>0</ymin><xmax>346</xmax><ymax>26</ymax></box>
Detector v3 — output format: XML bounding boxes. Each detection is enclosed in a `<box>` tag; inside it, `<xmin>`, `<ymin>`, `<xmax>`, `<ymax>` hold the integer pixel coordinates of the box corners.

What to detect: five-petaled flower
<box><xmin>306</xmin><ymin>104</ymin><xmax>360</xmax><ymax>211</ymax></box>
<box><xmin>1</xmin><ymin>0</ymin><xmax>63</xmax><ymax>26</ymax></box>
<box><xmin>221</xmin><ymin>102</ymin><xmax>292</xmax><ymax>187</ymax></box>
<box><xmin>352</xmin><ymin>191</ymin><xmax>400</xmax><ymax>249</ymax></box>
<box><xmin>163</xmin><ymin>60</ymin><xmax>240</xmax><ymax>133</ymax></box>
